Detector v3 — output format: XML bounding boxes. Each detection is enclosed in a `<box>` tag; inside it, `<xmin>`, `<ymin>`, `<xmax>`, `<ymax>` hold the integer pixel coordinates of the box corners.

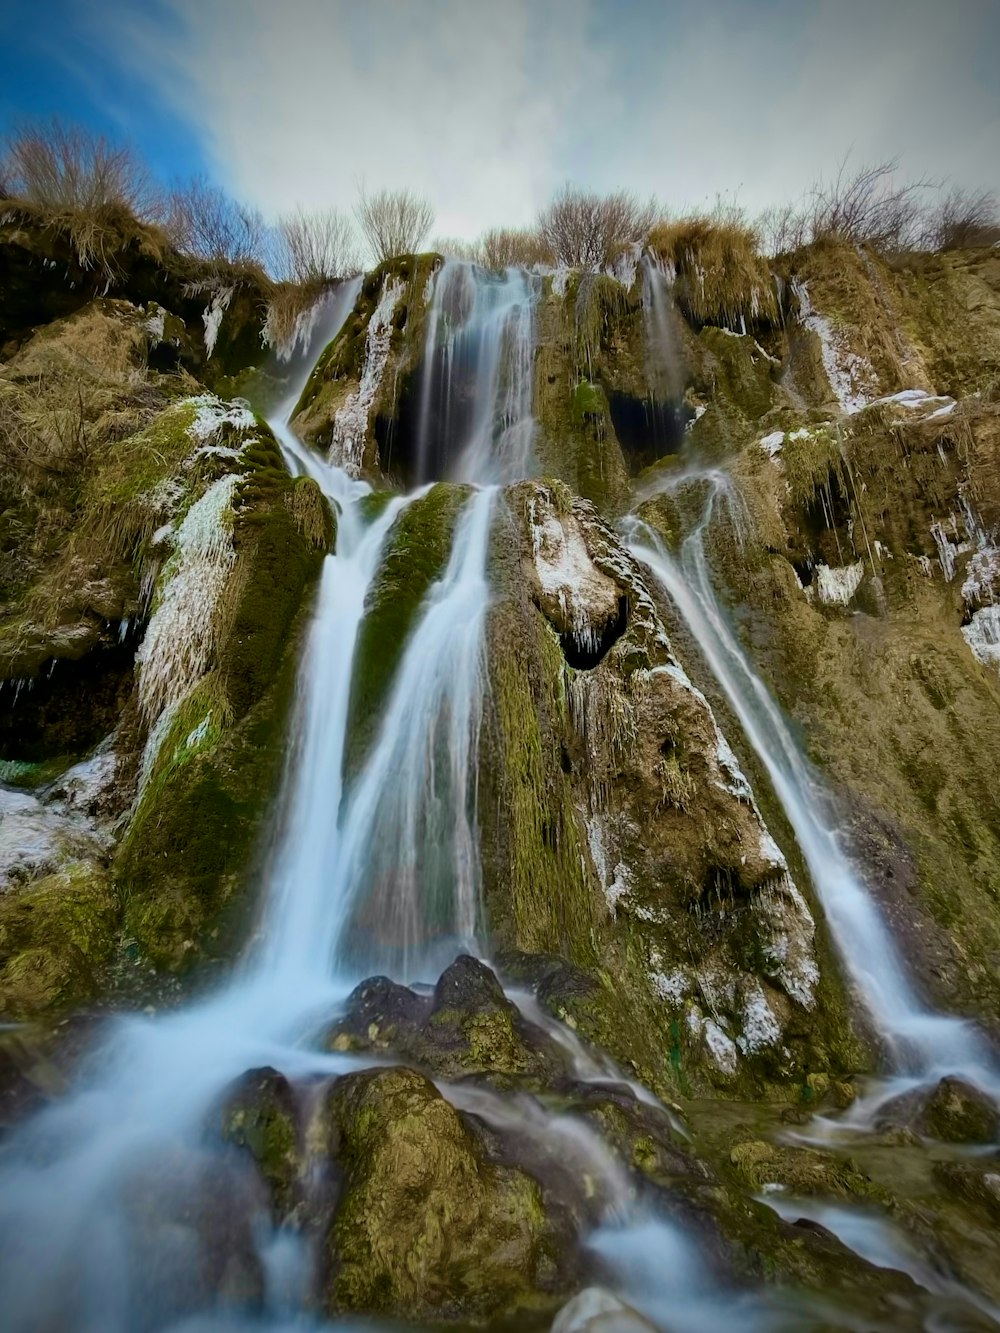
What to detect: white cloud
<box><xmin>105</xmin><ymin>0</ymin><xmax>1000</xmax><ymax>240</ymax></box>
<box><xmin>111</xmin><ymin>0</ymin><xmax>604</xmax><ymax>238</ymax></box>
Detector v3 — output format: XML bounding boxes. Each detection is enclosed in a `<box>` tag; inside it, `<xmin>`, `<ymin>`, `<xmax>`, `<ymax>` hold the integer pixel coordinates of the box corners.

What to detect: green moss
<box><xmin>117</xmin><ymin>444</ymin><xmax>325</xmax><ymax>970</ymax></box>
<box><xmin>346</xmin><ymin>482</ymin><xmax>468</xmax><ymax>772</ymax></box>
<box><xmin>483</xmin><ymin>599</ymin><xmax>597</xmax><ymax>959</ymax></box>
<box><xmin>0</xmin><ymin>755</ymin><xmax>76</xmax><ymax>789</ymax></box>
<box><xmin>532</xmin><ymin>290</ymin><xmax>632</xmax><ymax>515</ymax></box>
<box><xmin>0</xmin><ymin>861</ymin><xmax>120</xmax><ymax>1018</ymax></box>
<box><xmin>220</xmin><ymin>1069</ymin><xmax>300</xmax><ymax>1219</ymax></box>
<box><xmin>729</xmin><ymin>1139</ymin><xmax>891</xmax><ymax>1204</ymax></box>
<box><xmin>323</xmin><ymin>1066</ymin><xmax>562</xmax><ymax>1322</ymax></box>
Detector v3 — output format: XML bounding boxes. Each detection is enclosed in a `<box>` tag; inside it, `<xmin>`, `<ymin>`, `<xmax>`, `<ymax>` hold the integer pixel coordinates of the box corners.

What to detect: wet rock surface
<box><xmin>877</xmin><ymin>1076</ymin><xmax>999</xmax><ymax>1144</ymax></box>
<box><xmin>325</xmin><ymin>954</ymin><xmax>573</xmax><ymax>1083</ymax></box>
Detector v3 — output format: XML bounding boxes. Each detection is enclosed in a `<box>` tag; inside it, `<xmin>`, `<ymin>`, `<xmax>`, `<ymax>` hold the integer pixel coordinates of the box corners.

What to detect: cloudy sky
<box><xmin>2</xmin><ymin>0</ymin><xmax>998</xmax><ymax>239</ymax></box>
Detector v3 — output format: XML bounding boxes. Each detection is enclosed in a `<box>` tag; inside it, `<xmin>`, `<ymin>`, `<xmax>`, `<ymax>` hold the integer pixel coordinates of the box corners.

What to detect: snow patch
<box><xmin>737</xmin><ymin>982</ymin><xmax>782</xmax><ymax>1054</ymax></box>
<box><xmin>759</xmin><ymin>430</ymin><xmax>785</xmax><ymax>457</ymax></box>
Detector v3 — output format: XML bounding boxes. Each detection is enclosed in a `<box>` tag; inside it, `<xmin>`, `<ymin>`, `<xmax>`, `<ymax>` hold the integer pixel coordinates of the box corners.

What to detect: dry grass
<box><xmin>263</xmin><ymin>279</ymin><xmax>328</xmax><ymax>354</ymax></box>
<box><xmin>648</xmin><ymin>209</ymin><xmax>779</xmax><ymax>328</ymax></box>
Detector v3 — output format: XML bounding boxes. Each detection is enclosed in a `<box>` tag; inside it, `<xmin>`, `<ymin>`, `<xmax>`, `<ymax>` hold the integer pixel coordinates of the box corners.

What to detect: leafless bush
<box><xmin>756</xmin><ymin>202</ymin><xmax>810</xmax><ymax>256</ymax></box>
<box><xmin>924</xmin><ymin>187</ymin><xmax>1000</xmax><ymax>250</ymax></box>
<box><xmin>430</xmin><ymin>235</ymin><xmax>484</xmax><ymax>262</ymax></box>
<box><xmin>355</xmin><ymin>186</ymin><xmax>434</xmax><ymax>264</ymax></box>
<box><xmin>276</xmin><ymin>207</ymin><xmax>360</xmax><ymax>282</ymax></box>
<box><xmin>0</xmin><ymin>118</ymin><xmax>155</xmax><ymax>217</ymax></box>
<box><xmin>480</xmin><ymin>226</ymin><xmax>554</xmax><ymax>270</ymax></box>
<box><xmin>165</xmin><ymin>176</ymin><xmax>268</xmax><ymax>267</ymax></box>
<box><xmin>807</xmin><ymin>157</ymin><xmax>932</xmax><ymax>252</ymax></box>
<box><xmin>538</xmin><ymin>186</ymin><xmax>658</xmax><ymax>269</ymax></box>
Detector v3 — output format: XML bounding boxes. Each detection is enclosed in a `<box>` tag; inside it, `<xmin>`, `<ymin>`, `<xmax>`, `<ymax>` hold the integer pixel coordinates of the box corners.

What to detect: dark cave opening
<box><xmin>559</xmin><ymin>596</ymin><xmax>630</xmax><ymax>670</ymax></box>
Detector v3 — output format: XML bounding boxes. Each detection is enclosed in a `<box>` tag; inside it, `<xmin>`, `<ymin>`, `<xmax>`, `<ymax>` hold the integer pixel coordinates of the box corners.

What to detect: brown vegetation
<box><xmin>649</xmin><ymin>205</ymin><xmax>779</xmax><ymax>327</ymax></box>
<box><xmin>164</xmin><ymin>175</ymin><xmax>268</xmax><ymax>267</ymax></box>
<box><xmin>480</xmin><ymin>226</ymin><xmax>554</xmax><ymax>270</ymax></box>
<box><xmin>276</xmin><ymin>207</ymin><xmax>359</xmax><ymax>283</ymax></box>
<box><xmin>355</xmin><ymin>186</ymin><xmax>434</xmax><ymax>264</ymax></box>
<box><xmin>537</xmin><ymin>185</ymin><xmax>658</xmax><ymax>269</ymax></box>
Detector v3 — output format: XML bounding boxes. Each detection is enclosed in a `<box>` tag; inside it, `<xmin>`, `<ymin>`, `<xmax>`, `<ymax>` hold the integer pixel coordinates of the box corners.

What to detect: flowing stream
<box><xmin>625</xmin><ymin>469</ymin><xmax>1000</xmax><ymax>1113</ymax></box>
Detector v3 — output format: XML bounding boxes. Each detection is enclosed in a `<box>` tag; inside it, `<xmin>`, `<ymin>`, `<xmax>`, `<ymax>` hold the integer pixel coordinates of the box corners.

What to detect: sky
<box><xmin>1</xmin><ymin>0</ymin><xmax>998</xmax><ymax>240</ymax></box>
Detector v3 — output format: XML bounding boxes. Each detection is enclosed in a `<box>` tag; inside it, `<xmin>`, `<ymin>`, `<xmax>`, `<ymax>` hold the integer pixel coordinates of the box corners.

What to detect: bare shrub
<box><xmin>924</xmin><ymin>187</ymin><xmax>1000</xmax><ymax>250</ymax></box>
<box><xmin>807</xmin><ymin>157</ymin><xmax>932</xmax><ymax>252</ymax></box>
<box><xmin>165</xmin><ymin>176</ymin><xmax>268</xmax><ymax>268</ymax></box>
<box><xmin>430</xmin><ymin>235</ymin><xmax>484</xmax><ymax>262</ymax></box>
<box><xmin>0</xmin><ymin>118</ymin><xmax>154</xmax><ymax>217</ymax></box>
<box><xmin>538</xmin><ymin>186</ymin><xmax>658</xmax><ymax>269</ymax></box>
<box><xmin>756</xmin><ymin>202</ymin><xmax>810</xmax><ymax>257</ymax></box>
<box><xmin>480</xmin><ymin>226</ymin><xmax>554</xmax><ymax>270</ymax></box>
<box><xmin>276</xmin><ymin>207</ymin><xmax>360</xmax><ymax>282</ymax></box>
<box><xmin>355</xmin><ymin>186</ymin><xmax>434</xmax><ymax>264</ymax></box>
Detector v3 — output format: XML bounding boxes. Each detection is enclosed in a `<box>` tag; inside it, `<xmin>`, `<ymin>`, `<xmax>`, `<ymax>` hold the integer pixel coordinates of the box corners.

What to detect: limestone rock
<box><xmin>325</xmin><ymin>954</ymin><xmax>571</xmax><ymax>1083</ymax></box>
<box><xmin>321</xmin><ymin>1064</ymin><xmax>573</xmax><ymax>1321</ymax></box>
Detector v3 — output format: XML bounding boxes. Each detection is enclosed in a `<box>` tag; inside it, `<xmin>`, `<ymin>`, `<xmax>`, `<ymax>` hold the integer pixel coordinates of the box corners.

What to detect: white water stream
<box><xmin>626</xmin><ymin>470</ymin><xmax>999</xmax><ymax>1106</ymax></box>
<box><xmin>413</xmin><ymin>259</ymin><xmax>539</xmax><ymax>484</ymax></box>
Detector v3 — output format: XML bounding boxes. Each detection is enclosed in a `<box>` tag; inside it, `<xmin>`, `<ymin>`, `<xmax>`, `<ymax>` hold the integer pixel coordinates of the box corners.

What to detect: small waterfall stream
<box><xmin>411</xmin><ymin>259</ymin><xmax>539</xmax><ymax>484</ymax></box>
<box><xmin>626</xmin><ymin>471</ymin><xmax>999</xmax><ymax>1109</ymax></box>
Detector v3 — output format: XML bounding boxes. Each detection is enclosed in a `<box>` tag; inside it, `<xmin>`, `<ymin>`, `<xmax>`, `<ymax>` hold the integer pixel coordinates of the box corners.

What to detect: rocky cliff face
<box><xmin>3</xmin><ymin>212</ymin><xmax>1000</xmax><ymax>1328</ymax></box>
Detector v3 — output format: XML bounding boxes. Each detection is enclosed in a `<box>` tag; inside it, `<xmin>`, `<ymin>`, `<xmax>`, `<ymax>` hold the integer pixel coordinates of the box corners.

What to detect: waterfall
<box><xmin>640</xmin><ymin>253</ymin><xmax>684</xmax><ymax>405</ymax></box>
<box><xmin>626</xmin><ymin>471</ymin><xmax>998</xmax><ymax>1101</ymax></box>
<box><xmin>411</xmin><ymin>259</ymin><xmax>538</xmax><ymax>485</ymax></box>
<box><xmin>0</xmin><ymin>261</ymin><xmax>553</xmax><ymax>1331</ymax></box>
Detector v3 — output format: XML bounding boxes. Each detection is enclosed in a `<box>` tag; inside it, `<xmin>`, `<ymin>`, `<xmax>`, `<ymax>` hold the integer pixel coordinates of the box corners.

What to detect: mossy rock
<box><xmin>117</xmin><ymin>458</ymin><xmax>325</xmax><ymax>969</ymax></box>
<box><xmin>217</xmin><ymin>1066</ymin><xmax>301</xmax><ymax>1221</ymax></box>
<box><xmin>728</xmin><ymin>1138</ymin><xmax>889</xmax><ymax>1204</ymax></box>
<box><xmin>325</xmin><ymin>955</ymin><xmax>571</xmax><ymax>1084</ymax></box>
<box><xmin>0</xmin><ymin>861</ymin><xmax>119</xmax><ymax>1019</ymax></box>
<box><xmin>346</xmin><ymin>482</ymin><xmax>469</xmax><ymax>772</ymax></box>
<box><xmin>321</xmin><ymin>1065</ymin><xmax>573</xmax><ymax>1322</ymax></box>
<box><xmin>878</xmin><ymin>1077</ymin><xmax>999</xmax><ymax>1145</ymax></box>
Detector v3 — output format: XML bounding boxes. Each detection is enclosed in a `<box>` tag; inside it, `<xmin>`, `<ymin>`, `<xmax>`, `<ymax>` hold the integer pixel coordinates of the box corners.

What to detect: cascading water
<box><xmin>625</xmin><ymin>470</ymin><xmax>999</xmax><ymax>1107</ymax></box>
<box><xmin>3</xmin><ymin>252</ymin><xmax>975</xmax><ymax>1332</ymax></box>
<box><xmin>0</xmin><ymin>263</ymin><xmax>720</xmax><ymax>1333</ymax></box>
<box><xmin>408</xmin><ymin>259</ymin><xmax>538</xmax><ymax>485</ymax></box>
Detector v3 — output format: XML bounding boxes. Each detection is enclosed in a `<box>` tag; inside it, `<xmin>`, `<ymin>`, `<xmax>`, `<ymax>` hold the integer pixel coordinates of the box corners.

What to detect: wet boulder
<box><xmin>877</xmin><ymin>1077</ymin><xmax>998</xmax><ymax>1145</ymax></box>
<box><xmin>217</xmin><ymin>1066</ymin><xmax>302</xmax><ymax>1222</ymax></box>
<box><xmin>320</xmin><ymin>1065</ymin><xmax>575</xmax><ymax>1322</ymax></box>
<box><xmin>918</xmin><ymin>1077</ymin><xmax>998</xmax><ymax>1144</ymax></box>
<box><xmin>934</xmin><ymin>1160</ymin><xmax>1000</xmax><ymax>1224</ymax></box>
<box><xmin>728</xmin><ymin>1139</ymin><xmax>888</xmax><ymax>1203</ymax></box>
<box><xmin>325</xmin><ymin>954</ymin><xmax>571</xmax><ymax>1083</ymax></box>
